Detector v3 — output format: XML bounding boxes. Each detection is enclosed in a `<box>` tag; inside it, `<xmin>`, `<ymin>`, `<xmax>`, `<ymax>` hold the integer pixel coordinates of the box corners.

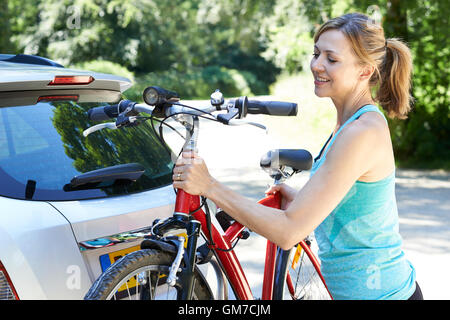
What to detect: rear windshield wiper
<box><xmin>64</xmin><ymin>163</ymin><xmax>145</xmax><ymax>191</ymax></box>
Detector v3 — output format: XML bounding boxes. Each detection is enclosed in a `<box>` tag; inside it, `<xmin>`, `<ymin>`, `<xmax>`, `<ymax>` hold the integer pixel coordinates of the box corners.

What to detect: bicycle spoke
<box><xmin>283</xmin><ymin>243</ymin><xmax>331</xmax><ymax>300</ymax></box>
<box><xmin>125</xmin><ymin>281</ymin><xmax>131</xmax><ymax>300</ymax></box>
<box><xmin>149</xmin><ymin>270</ymin><xmax>154</xmax><ymax>300</ymax></box>
<box><xmin>135</xmin><ymin>279</ymin><xmax>139</xmax><ymax>300</ymax></box>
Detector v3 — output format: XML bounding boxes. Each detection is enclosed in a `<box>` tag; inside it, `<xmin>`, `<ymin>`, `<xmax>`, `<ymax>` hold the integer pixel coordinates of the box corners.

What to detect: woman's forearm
<box><xmin>171</xmin><ymin>151</ymin><xmax>307</xmax><ymax>249</ymax></box>
<box><xmin>205</xmin><ymin>178</ymin><xmax>297</xmax><ymax>249</ymax></box>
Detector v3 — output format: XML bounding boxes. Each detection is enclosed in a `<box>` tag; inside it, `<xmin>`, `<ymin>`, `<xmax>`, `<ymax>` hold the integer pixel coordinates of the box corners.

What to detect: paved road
<box><xmin>167</xmin><ymin>116</ymin><xmax>449</xmax><ymax>300</ymax></box>
<box><xmin>394</xmin><ymin>169</ymin><xmax>450</xmax><ymax>300</ymax></box>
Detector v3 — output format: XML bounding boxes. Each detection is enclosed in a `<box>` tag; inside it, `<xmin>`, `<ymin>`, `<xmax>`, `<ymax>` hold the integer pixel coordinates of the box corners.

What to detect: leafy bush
<box><xmin>69</xmin><ymin>60</ymin><xmax>135</xmax><ymax>81</ymax></box>
<box><xmin>123</xmin><ymin>66</ymin><xmax>257</xmax><ymax>102</ymax></box>
<box><xmin>383</xmin><ymin>0</ymin><xmax>449</xmax><ymax>169</ymax></box>
<box><xmin>351</xmin><ymin>0</ymin><xmax>449</xmax><ymax>169</ymax></box>
<box><xmin>68</xmin><ymin>60</ymin><xmax>264</xmax><ymax>102</ymax></box>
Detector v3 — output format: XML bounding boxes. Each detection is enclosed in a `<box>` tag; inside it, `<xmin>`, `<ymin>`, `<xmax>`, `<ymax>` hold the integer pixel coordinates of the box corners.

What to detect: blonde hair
<box><xmin>314</xmin><ymin>13</ymin><xmax>413</xmax><ymax>119</ymax></box>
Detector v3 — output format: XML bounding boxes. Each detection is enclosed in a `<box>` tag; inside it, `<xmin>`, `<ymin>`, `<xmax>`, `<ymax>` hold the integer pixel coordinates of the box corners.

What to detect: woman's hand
<box><xmin>172</xmin><ymin>151</ymin><xmax>216</xmax><ymax>196</ymax></box>
<box><xmin>265</xmin><ymin>183</ymin><xmax>298</xmax><ymax>210</ymax></box>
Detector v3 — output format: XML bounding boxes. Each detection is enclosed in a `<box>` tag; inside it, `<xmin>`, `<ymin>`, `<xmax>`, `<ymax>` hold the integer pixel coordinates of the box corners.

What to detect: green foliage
<box><xmin>69</xmin><ymin>60</ymin><xmax>135</xmax><ymax>81</ymax></box>
<box><xmin>6</xmin><ymin>0</ymin><xmax>281</xmax><ymax>98</ymax></box>
<box><xmin>400</xmin><ymin>0</ymin><xmax>449</xmax><ymax>169</ymax></box>
<box><xmin>123</xmin><ymin>66</ymin><xmax>256</xmax><ymax>102</ymax></box>
<box><xmin>259</xmin><ymin>0</ymin><xmax>314</xmax><ymax>73</ymax></box>
<box><xmin>351</xmin><ymin>0</ymin><xmax>449</xmax><ymax>169</ymax></box>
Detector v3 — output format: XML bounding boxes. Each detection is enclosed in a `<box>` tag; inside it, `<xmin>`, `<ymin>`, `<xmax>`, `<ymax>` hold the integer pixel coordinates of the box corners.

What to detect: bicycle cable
<box><xmin>147</xmin><ymin>109</ymin><xmax>219</xmax><ymax>206</ymax></box>
<box><xmin>201</xmin><ymin>197</ymin><xmax>244</xmax><ymax>252</ymax></box>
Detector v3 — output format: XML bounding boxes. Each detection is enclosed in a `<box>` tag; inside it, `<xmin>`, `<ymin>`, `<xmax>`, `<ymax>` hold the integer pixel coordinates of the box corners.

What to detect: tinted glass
<box><xmin>0</xmin><ymin>95</ymin><xmax>174</xmax><ymax>201</ymax></box>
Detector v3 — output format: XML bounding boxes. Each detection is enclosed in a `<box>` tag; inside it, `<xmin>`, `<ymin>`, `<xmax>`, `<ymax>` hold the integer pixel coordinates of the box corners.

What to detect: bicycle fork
<box><xmin>152</xmin><ymin>212</ymin><xmax>202</xmax><ymax>300</ymax></box>
<box><xmin>176</xmin><ymin>218</ymin><xmax>201</xmax><ymax>300</ymax></box>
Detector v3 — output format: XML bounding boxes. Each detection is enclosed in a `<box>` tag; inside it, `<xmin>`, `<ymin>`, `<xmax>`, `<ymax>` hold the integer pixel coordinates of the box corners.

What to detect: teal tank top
<box><xmin>310</xmin><ymin>105</ymin><xmax>416</xmax><ymax>300</ymax></box>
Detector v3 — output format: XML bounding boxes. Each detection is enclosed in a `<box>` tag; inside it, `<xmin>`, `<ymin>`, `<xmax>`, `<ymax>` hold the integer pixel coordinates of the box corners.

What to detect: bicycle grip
<box><xmin>87</xmin><ymin>105</ymin><xmax>120</xmax><ymax>121</ymax></box>
<box><xmin>87</xmin><ymin>100</ymin><xmax>137</xmax><ymax>121</ymax></box>
<box><xmin>247</xmin><ymin>100</ymin><xmax>297</xmax><ymax>116</ymax></box>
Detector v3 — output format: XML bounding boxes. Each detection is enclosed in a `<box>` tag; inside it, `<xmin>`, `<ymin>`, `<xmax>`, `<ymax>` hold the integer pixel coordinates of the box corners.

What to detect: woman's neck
<box><xmin>332</xmin><ymin>88</ymin><xmax>375</xmax><ymax>129</ymax></box>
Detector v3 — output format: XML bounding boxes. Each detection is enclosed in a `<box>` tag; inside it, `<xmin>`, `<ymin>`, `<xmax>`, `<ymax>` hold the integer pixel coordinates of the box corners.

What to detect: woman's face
<box><xmin>310</xmin><ymin>29</ymin><xmax>364</xmax><ymax>102</ymax></box>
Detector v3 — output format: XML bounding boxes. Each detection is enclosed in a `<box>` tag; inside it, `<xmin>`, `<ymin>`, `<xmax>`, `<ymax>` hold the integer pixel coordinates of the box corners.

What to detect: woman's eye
<box><xmin>312</xmin><ymin>53</ymin><xmax>336</xmax><ymax>63</ymax></box>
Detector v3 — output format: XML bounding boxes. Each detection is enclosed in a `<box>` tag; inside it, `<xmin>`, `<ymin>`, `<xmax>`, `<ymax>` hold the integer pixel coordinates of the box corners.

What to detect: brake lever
<box><xmin>228</xmin><ymin>119</ymin><xmax>268</xmax><ymax>133</ymax></box>
<box><xmin>83</xmin><ymin>122</ymin><xmax>117</xmax><ymax>137</ymax></box>
<box><xmin>116</xmin><ymin>114</ymin><xmax>140</xmax><ymax>128</ymax></box>
<box><xmin>83</xmin><ymin>113</ymin><xmax>142</xmax><ymax>137</ymax></box>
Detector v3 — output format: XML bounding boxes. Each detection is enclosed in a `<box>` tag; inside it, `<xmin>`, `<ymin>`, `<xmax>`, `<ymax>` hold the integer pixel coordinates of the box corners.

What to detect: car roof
<box><xmin>0</xmin><ymin>55</ymin><xmax>133</xmax><ymax>93</ymax></box>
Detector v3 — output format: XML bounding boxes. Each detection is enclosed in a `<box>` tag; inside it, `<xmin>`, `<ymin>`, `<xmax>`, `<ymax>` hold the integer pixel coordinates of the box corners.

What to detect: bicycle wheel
<box><xmin>273</xmin><ymin>240</ymin><xmax>332</xmax><ymax>300</ymax></box>
<box><xmin>84</xmin><ymin>249</ymin><xmax>212</xmax><ymax>300</ymax></box>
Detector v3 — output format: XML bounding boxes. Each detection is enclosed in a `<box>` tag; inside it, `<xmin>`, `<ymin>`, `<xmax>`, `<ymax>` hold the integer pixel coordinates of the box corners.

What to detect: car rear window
<box><xmin>0</xmin><ymin>92</ymin><xmax>174</xmax><ymax>201</ymax></box>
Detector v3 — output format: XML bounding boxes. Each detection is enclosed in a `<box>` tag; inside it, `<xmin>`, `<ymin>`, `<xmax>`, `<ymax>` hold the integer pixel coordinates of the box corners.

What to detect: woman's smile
<box><xmin>314</xmin><ymin>75</ymin><xmax>331</xmax><ymax>86</ymax></box>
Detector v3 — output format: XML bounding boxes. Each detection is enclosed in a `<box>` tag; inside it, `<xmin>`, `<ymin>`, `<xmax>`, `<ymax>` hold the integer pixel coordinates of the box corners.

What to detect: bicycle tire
<box><xmin>272</xmin><ymin>240</ymin><xmax>332</xmax><ymax>300</ymax></box>
<box><xmin>84</xmin><ymin>249</ymin><xmax>213</xmax><ymax>300</ymax></box>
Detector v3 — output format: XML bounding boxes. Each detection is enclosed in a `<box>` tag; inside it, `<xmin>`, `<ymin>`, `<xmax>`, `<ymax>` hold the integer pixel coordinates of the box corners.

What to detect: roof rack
<box><xmin>0</xmin><ymin>54</ymin><xmax>64</xmax><ymax>68</ymax></box>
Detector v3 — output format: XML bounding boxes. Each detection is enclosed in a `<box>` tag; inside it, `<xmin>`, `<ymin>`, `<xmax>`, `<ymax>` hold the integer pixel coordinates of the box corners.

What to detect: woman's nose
<box><xmin>310</xmin><ymin>57</ymin><xmax>325</xmax><ymax>73</ymax></box>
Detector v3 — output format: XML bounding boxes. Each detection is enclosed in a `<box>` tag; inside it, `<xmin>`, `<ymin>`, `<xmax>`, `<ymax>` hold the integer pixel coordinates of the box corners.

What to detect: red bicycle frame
<box><xmin>174</xmin><ymin>188</ymin><xmax>302</xmax><ymax>300</ymax></box>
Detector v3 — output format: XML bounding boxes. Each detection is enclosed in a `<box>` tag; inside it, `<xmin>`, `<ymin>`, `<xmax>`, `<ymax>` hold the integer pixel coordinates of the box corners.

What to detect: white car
<box><xmin>0</xmin><ymin>54</ymin><xmax>224</xmax><ymax>300</ymax></box>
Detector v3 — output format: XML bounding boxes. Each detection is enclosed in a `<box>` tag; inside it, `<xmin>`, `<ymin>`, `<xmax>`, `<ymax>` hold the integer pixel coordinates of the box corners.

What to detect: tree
<box><xmin>350</xmin><ymin>0</ymin><xmax>449</xmax><ymax>168</ymax></box>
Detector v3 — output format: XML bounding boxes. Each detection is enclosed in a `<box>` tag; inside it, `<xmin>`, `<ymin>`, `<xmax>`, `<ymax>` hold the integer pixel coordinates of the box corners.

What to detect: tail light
<box><xmin>48</xmin><ymin>75</ymin><xmax>94</xmax><ymax>85</ymax></box>
<box><xmin>0</xmin><ymin>261</ymin><xmax>19</xmax><ymax>300</ymax></box>
<box><xmin>37</xmin><ymin>95</ymin><xmax>79</xmax><ymax>102</ymax></box>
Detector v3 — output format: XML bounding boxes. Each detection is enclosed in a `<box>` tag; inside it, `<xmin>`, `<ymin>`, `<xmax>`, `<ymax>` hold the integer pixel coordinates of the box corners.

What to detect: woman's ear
<box><xmin>359</xmin><ymin>64</ymin><xmax>375</xmax><ymax>81</ymax></box>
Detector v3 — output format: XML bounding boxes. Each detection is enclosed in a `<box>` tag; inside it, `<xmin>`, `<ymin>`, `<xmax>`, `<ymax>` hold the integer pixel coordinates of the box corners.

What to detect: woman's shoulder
<box><xmin>340</xmin><ymin>111</ymin><xmax>394</xmax><ymax>181</ymax></box>
<box><xmin>326</xmin><ymin>110</ymin><xmax>394</xmax><ymax>181</ymax></box>
<box><xmin>358</xmin><ymin>107</ymin><xmax>388</xmax><ymax>127</ymax></box>
<box><xmin>341</xmin><ymin>108</ymin><xmax>389</xmax><ymax>143</ymax></box>
<box><xmin>339</xmin><ymin>111</ymin><xmax>386</xmax><ymax>142</ymax></box>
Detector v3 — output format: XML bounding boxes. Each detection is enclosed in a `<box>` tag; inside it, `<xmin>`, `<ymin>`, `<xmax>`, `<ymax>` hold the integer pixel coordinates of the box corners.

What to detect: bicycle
<box><xmin>83</xmin><ymin>86</ymin><xmax>332</xmax><ymax>300</ymax></box>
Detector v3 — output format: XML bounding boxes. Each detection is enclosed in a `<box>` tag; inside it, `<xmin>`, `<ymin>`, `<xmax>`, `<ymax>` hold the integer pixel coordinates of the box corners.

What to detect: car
<box><xmin>0</xmin><ymin>54</ymin><xmax>225</xmax><ymax>300</ymax></box>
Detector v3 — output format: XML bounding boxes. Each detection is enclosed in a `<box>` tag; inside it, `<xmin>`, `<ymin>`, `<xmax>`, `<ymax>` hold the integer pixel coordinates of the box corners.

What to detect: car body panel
<box><xmin>0</xmin><ymin>61</ymin><xmax>132</xmax><ymax>93</ymax></box>
<box><xmin>49</xmin><ymin>185</ymin><xmax>176</xmax><ymax>243</ymax></box>
<box><xmin>0</xmin><ymin>89</ymin><xmax>122</xmax><ymax>108</ymax></box>
<box><xmin>0</xmin><ymin>196</ymin><xmax>91</xmax><ymax>299</ymax></box>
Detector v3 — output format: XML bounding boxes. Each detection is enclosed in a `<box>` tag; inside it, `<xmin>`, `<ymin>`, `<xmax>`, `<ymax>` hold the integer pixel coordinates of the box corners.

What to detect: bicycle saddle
<box><xmin>260</xmin><ymin>149</ymin><xmax>313</xmax><ymax>172</ymax></box>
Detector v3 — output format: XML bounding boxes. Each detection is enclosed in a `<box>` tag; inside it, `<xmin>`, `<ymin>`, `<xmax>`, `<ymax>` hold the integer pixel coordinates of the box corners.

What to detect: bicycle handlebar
<box><xmin>83</xmin><ymin>87</ymin><xmax>298</xmax><ymax>137</ymax></box>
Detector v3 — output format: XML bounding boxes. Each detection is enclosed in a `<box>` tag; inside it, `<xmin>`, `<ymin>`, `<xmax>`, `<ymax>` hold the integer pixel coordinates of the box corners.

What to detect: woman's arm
<box><xmin>173</xmin><ymin>118</ymin><xmax>383</xmax><ymax>250</ymax></box>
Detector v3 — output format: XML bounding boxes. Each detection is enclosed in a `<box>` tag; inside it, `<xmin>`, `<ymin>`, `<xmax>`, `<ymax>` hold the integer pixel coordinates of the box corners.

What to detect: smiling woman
<box><xmin>175</xmin><ymin>12</ymin><xmax>420</xmax><ymax>300</ymax></box>
<box><xmin>305</xmin><ymin>13</ymin><xmax>419</xmax><ymax>300</ymax></box>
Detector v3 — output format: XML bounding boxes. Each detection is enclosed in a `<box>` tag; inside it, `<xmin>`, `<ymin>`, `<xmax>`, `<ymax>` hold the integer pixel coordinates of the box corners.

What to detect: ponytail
<box><xmin>375</xmin><ymin>38</ymin><xmax>414</xmax><ymax>119</ymax></box>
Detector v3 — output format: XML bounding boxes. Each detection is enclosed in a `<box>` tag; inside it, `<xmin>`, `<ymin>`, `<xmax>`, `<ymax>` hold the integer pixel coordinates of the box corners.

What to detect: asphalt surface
<box><xmin>183</xmin><ymin>118</ymin><xmax>450</xmax><ymax>300</ymax></box>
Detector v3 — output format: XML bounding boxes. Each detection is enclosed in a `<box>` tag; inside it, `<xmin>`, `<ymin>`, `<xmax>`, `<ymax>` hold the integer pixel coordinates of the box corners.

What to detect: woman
<box><xmin>172</xmin><ymin>13</ymin><xmax>422</xmax><ymax>300</ymax></box>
